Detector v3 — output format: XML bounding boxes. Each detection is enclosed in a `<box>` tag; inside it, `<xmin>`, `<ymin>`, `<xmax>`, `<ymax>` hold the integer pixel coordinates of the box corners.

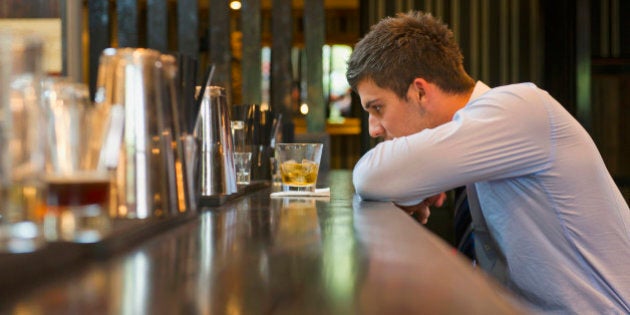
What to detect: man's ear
<box><xmin>411</xmin><ymin>78</ymin><xmax>430</xmax><ymax>103</ymax></box>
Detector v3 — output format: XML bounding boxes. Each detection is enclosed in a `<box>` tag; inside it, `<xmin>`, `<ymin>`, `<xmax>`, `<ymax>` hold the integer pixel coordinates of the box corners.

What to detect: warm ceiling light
<box><xmin>229</xmin><ymin>1</ymin><xmax>242</xmax><ymax>10</ymax></box>
<box><xmin>300</xmin><ymin>103</ymin><xmax>309</xmax><ymax>115</ymax></box>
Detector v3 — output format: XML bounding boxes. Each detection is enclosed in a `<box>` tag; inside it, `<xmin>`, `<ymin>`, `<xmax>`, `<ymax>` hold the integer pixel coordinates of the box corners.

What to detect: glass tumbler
<box><xmin>0</xmin><ymin>31</ymin><xmax>47</xmax><ymax>253</ymax></box>
<box><xmin>275</xmin><ymin>143</ymin><xmax>323</xmax><ymax>192</ymax></box>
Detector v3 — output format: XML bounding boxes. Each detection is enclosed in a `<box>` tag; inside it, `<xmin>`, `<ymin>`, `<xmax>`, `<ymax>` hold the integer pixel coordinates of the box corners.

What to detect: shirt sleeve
<box><xmin>352</xmin><ymin>84</ymin><xmax>553</xmax><ymax>206</ymax></box>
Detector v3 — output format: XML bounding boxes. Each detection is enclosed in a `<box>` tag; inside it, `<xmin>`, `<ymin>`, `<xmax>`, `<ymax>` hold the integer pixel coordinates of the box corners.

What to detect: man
<box><xmin>348</xmin><ymin>11</ymin><xmax>630</xmax><ymax>314</ymax></box>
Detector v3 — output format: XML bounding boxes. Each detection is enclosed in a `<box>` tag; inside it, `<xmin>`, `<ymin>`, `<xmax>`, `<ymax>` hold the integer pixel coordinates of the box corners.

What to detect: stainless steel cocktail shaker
<box><xmin>195</xmin><ymin>86</ymin><xmax>238</xmax><ymax>197</ymax></box>
<box><xmin>94</xmin><ymin>48</ymin><xmax>184</xmax><ymax>219</ymax></box>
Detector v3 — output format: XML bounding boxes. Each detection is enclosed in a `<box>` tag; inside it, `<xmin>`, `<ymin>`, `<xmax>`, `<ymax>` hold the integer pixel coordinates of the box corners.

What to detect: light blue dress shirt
<box><xmin>353</xmin><ymin>81</ymin><xmax>630</xmax><ymax>314</ymax></box>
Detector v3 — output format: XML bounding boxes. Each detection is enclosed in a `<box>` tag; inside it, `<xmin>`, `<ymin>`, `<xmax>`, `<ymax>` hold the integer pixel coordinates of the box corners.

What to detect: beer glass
<box><xmin>42</xmin><ymin>77</ymin><xmax>112</xmax><ymax>243</ymax></box>
<box><xmin>0</xmin><ymin>31</ymin><xmax>47</xmax><ymax>253</ymax></box>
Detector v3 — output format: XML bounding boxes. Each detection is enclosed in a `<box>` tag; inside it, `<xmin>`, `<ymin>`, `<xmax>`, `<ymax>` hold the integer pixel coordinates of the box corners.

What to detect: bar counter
<box><xmin>0</xmin><ymin>170</ymin><xmax>531</xmax><ymax>314</ymax></box>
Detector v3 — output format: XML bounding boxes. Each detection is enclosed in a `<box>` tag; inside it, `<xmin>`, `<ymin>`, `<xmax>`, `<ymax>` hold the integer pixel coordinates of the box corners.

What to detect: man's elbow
<box><xmin>352</xmin><ymin>171</ymin><xmax>381</xmax><ymax>201</ymax></box>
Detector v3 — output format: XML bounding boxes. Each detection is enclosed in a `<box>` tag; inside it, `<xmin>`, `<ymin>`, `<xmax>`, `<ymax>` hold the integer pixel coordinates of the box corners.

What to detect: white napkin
<box><xmin>270</xmin><ymin>187</ymin><xmax>330</xmax><ymax>198</ymax></box>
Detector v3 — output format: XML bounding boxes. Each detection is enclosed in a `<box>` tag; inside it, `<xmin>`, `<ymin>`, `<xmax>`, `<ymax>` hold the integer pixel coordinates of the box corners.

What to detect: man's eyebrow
<box><xmin>364</xmin><ymin>99</ymin><xmax>377</xmax><ymax>110</ymax></box>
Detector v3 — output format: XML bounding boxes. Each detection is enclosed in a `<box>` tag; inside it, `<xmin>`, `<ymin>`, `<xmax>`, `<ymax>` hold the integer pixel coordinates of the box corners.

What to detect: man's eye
<box><xmin>373</xmin><ymin>106</ymin><xmax>382</xmax><ymax>113</ymax></box>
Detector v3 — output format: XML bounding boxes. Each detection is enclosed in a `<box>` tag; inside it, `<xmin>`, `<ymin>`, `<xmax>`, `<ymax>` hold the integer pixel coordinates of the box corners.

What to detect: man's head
<box><xmin>346</xmin><ymin>11</ymin><xmax>475</xmax><ymax>139</ymax></box>
<box><xmin>347</xmin><ymin>11</ymin><xmax>474</xmax><ymax>99</ymax></box>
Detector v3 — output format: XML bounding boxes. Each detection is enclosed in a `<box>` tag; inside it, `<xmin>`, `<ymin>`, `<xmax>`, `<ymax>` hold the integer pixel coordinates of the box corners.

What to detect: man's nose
<box><xmin>368</xmin><ymin>115</ymin><xmax>384</xmax><ymax>138</ymax></box>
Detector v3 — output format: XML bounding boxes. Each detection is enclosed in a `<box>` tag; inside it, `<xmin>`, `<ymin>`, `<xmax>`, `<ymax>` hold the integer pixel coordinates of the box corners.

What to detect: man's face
<box><xmin>357</xmin><ymin>79</ymin><xmax>433</xmax><ymax>140</ymax></box>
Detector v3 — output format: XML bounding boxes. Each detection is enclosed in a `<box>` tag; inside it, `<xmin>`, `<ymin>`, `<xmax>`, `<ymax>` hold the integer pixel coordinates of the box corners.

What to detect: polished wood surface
<box><xmin>0</xmin><ymin>171</ymin><xmax>530</xmax><ymax>314</ymax></box>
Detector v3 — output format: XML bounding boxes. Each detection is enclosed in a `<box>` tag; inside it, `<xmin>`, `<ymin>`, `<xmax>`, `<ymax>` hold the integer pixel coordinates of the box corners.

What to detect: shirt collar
<box><xmin>468</xmin><ymin>81</ymin><xmax>491</xmax><ymax>103</ymax></box>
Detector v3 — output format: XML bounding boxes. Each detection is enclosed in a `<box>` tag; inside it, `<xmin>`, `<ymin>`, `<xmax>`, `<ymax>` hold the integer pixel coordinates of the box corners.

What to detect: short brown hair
<box><xmin>346</xmin><ymin>11</ymin><xmax>474</xmax><ymax>99</ymax></box>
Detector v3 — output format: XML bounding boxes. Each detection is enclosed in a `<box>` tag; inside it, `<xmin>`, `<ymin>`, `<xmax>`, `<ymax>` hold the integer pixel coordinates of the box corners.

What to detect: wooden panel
<box><xmin>271</xmin><ymin>0</ymin><xmax>295</xmax><ymax>142</ymax></box>
<box><xmin>487</xmin><ymin>0</ymin><xmax>501</xmax><ymax>86</ymax></box>
<box><xmin>442</xmin><ymin>0</ymin><xmax>452</xmax><ymax>24</ymax></box>
<box><xmin>208</xmin><ymin>0</ymin><xmax>232</xmax><ymax>103</ymax></box>
<box><xmin>481</xmin><ymin>0</ymin><xmax>493</xmax><ymax>82</ymax></box>
<box><xmin>304</xmin><ymin>0</ymin><xmax>326</xmax><ymax>132</ymax></box>
<box><xmin>590</xmin><ymin>0</ymin><xmax>605</xmax><ymax>57</ymax></box>
<box><xmin>147</xmin><ymin>0</ymin><xmax>168</xmax><ymax>52</ymax></box>
<box><xmin>458</xmin><ymin>0</ymin><xmax>472</xmax><ymax>75</ymax></box>
<box><xmin>498</xmin><ymin>0</ymin><xmax>508</xmax><ymax>84</ymax></box>
<box><xmin>620</xmin><ymin>0</ymin><xmax>630</xmax><ymax>56</ymax></box>
<box><xmin>575</xmin><ymin>0</ymin><xmax>591</xmax><ymax>130</ymax></box>
<box><xmin>592</xmin><ymin>75</ymin><xmax>620</xmax><ymax>173</ymax></box>
<box><xmin>0</xmin><ymin>0</ymin><xmax>59</xmax><ymax>18</ymax></box>
<box><xmin>177</xmin><ymin>0</ymin><xmax>199</xmax><ymax>62</ymax></box>
<box><xmin>241</xmin><ymin>0</ymin><xmax>263</xmax><ymax>104</ymax></box>
<box><xmin>413</xmin><ymin>0</ymin><xmax>426</xmax><ymax>11</ymax></box>
<box><xmin>516</xmin><ymin>0</ymin><xmax>531</xmax><ymax>82</ymax></box>
<box><xmin>384</xmin><ymin>0</ymin><xmax>397</xmax><ymax>16</ymax></box>
<box><xmin>116</xmin><ymin>0</ymin><xmax>139</xmax><ymax>47</ymax></box>
<box><xmin>88</xmin><ymin>0</ymin><xmax>110</xmax><ymax>97</ymax></box>
<box><xmin>540</xmin><ymin>0</ymin><xmax>588</xmax><ymax>118</ymax></box>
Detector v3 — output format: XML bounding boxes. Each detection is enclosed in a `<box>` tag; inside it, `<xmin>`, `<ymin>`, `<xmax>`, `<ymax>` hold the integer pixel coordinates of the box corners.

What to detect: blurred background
<box><xmin>1</xmin><ymin>0</ymin><xmax>628</xmax><ymax>242</ymax></box>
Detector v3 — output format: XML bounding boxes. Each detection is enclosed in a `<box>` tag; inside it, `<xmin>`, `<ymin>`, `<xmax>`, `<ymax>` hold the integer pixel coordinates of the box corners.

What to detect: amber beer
<box><xmin>46</xmin><ymin>174</ymin><xmax>110</xmax><ymax>208</ymax></box>
<box><xmin>44</xmin><ymin>172</ymin><xmax>112</xmax><ymax>242</ymax></box>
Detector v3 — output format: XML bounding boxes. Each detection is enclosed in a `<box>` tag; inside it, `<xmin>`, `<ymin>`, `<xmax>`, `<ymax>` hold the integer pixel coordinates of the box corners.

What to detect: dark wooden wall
<box><xmin>589</xmin><ymin>0</ymin><xmax>630</xmax><ymax>199</ymax></box>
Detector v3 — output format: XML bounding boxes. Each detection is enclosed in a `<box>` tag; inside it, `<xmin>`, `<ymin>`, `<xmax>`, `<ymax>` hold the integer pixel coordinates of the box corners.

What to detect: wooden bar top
<box><xmin>0</xmin><ymin>170</ymin><xmax>531</xmax><ymax>314</ymax></box>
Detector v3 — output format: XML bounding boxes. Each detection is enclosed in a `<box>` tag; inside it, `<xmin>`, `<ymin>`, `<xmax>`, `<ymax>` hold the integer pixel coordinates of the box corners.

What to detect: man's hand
<box><xmin>394</xmin><ymin>192</ymin><xmax>447</xmax><ymax>224</ymax></box>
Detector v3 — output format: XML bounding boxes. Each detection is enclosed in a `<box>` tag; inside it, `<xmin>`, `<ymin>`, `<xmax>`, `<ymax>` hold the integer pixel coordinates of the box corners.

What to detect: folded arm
<box><xmin>352</xmin><ymin>89</ymin><xmax>551</xmax><ymax>206</ymax></box>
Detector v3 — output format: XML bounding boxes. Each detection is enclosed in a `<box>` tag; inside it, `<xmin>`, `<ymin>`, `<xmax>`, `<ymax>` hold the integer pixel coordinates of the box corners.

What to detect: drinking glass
<box><xmin>274</xmin><ymin>143</ymin><xmax>323</xmax><ymax>192</ymax></box>
<box><xmin>230</xmin><ymin>104</ymin><xmax>256</xmax><ymax>186</ymax></box>
<box><xmin>0</xmin><ymin>31</ymin><xmax>47</xmax><ymax>253</ymax></box>
<box><xmin>234</xmin><ymin>151</ymin><xmax>253</xmax><ymax>185</ymax></box>
<box><xmin>231</xmin><ymin>104</ymin><xmax>276</xmax><ymax>181</ymax></box>
<box><xmin>269</xmin><ymin>157</ymin><xmax>282</xmax><ymax>186</ymax></box>
<box><xmin>42</xmin><ymin>77</ymin><xmax>112</xmax><ymax>243</ymax></box>
<box><xmin>230</xmin><ymin>120</ymin><xmax>253</xmax><ymax>186</ymax></box>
